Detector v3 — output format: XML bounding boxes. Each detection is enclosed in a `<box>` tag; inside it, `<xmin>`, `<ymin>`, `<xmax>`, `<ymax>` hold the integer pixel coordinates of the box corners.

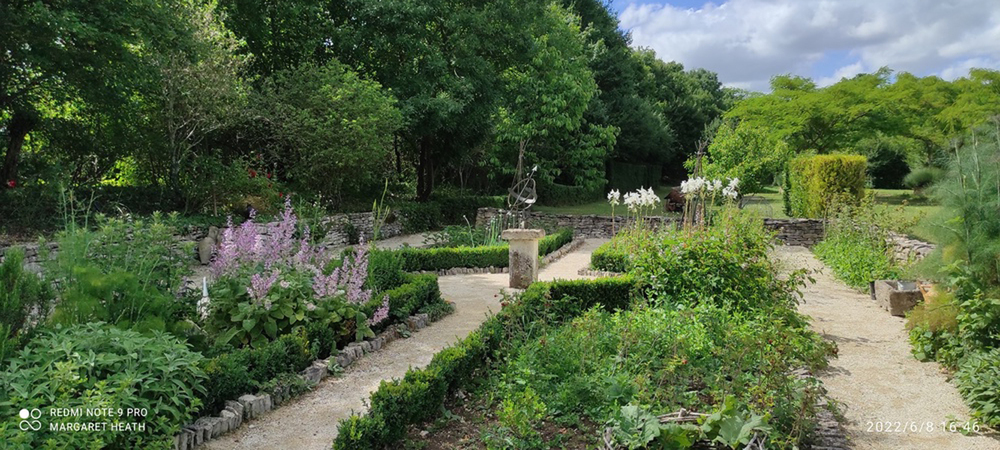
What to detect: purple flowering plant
<box><xmin>206</xmin><ymin>199</ymin><xmax>389</xmax><ymax>348</ymax></box>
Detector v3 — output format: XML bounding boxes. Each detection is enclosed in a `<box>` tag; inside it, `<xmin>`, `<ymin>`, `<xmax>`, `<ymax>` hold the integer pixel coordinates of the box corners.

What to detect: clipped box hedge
<box><xmin>332</xmin><ymin>276</ymin><xmax>639</xmax><ymax>450</ymax></box>
<box><xmin>590</xmin><ymin>240</ymin><xmax>630</xmax><ymax>272</ymax></box>
<box><xmin>786</xmin><ymin>154</ymin><xmax>867</xmax><ymax>218</ymax></box>
<box><xmin>394</xmin><ymin>228</ymin><xmax>574</xmax><ymax>272</ymax></box>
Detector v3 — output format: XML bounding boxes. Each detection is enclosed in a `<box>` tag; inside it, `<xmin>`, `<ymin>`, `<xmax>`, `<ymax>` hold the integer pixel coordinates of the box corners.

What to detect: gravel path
<box><xmin>202</xmin><ymin>238</ymin><xmax>606</xmax><ymax>450</ymax></box>
<box><xmin>775</xmin><ymin>246</ymin><xmax>1000</xmax><ymax>450</ymax></box>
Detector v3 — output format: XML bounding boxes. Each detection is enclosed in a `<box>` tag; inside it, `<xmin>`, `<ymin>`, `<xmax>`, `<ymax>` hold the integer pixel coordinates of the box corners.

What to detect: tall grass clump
<box><xmin>908</xmin><ymin>123</ymin><xmax>1000</xmax><ymax>426</ymax></box>
<box><xmin>0</xmin><ymin>249</ymin><xmax>54</xmax><ymax>363</ymax></box>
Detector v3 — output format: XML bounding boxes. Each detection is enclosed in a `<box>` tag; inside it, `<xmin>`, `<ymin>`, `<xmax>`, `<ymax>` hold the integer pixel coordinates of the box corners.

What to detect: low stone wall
<box><xmin>888</xmin><ymin>232</ymin><xmax>936</xmax><ymax>263</ymax></box>
<box><xmin>475</xmin><ymin>208</ymin><xmax>827</xmax><ymax>246</ymax></box>
<box><xmin>475</xmin><ymin>208</ymin><xmax>938</xmax><ymax>263</ymax></box>
<box><xmin>475</xmin><ymin>208</ymin><xmax>678</xmax><ymax>238</ymax></box>
<box><xmin>762</xmin><ymin>218</ymin><xmax>826</xmax><ymax>247</ymax></box>
<box><xmin>0</xmin><ymin>211</ymin><xmax>403</xmax><ymax>267</ymax></box>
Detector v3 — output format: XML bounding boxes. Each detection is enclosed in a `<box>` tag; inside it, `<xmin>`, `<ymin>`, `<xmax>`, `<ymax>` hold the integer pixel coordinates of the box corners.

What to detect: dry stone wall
<box><xmin>762</xmin><ymin>218</ymin><xmax>826</xmax><ymax>247</ymax></box>
<box><xmin>475</xmin><ymin>208</ymin><xmax>937</xmax><ymax>263</ymax></box>
<box><xmin>888</xmin><ymin>232</ymin><xmax>936</xmax><ymax>263</ymax></box>
<box><xmin>0</xmin><ymin>211</ymin><xmax>403</xmax><ymax>267</ymax></box>
<box><xmin>475</xmin><ymin>207</ymin><xmax>678</xmax><ymax>238</ymax></box>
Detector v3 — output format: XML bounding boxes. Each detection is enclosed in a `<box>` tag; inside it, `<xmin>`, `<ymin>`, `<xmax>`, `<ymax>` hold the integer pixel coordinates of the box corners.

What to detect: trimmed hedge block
<box><xmin>786</xmin><ymin>154</ymin><xmax>867</xmax><ymax>218</ymax></box>
<box><xmin>590</xmin><ymin>241</ymin><xmax>630</xmax><ymax>272</ymax></box>
<box><xmin>392</xmin><ymin>228</ymin><xmax>574</xmax><ymax>272</ymax></box>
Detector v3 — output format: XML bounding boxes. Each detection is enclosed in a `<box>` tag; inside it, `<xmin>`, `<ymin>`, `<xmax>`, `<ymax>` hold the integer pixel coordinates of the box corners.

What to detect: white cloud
<box><xmin>815</xmin><ymin>61</ymin><xmax>866</xmax><ymax>87</ymax></box>
<box><xmin>619</xmin><ymin>0</ymin><xmax>1000</xmax><ymax>91</ymax></box>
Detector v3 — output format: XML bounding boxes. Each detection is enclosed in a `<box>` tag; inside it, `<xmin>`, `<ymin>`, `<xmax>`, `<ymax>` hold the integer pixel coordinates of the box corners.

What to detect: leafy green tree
<box><xmin>887</xmin><ymin>72</ymin><xmax>959</xmax><ymax>167</ymax></box>
<box><xmin>726</xmin><ymin>69</ymin><xmax>904</xmax><ymax>155</ymax></box>
<box><xmin>256</xmin><ymin>60</ymin><xmax>402</xmax><ymax>202</ymax></box>
<box><xmin>0</xmin><ymin>0</ymin><xmax>202</xmax><ymax>183</ymax></box>
<box><xmin>328</xmin><ymin>0</ymin><xmax>518</xmax><ymax>200</ymax></box>
<box><xmin>145</xmin><ymin>6</ymin><xmax>250</xmax><ymax>195</ymax></box>
<box><xmin>561</xmin><ymin>0</ymin><xmax>671</xmax><ymax>165</ymax></box>
<box><xmin>697</xmin><ymin>120</ymin><xmax>790</xmax><ymax>195</ymax></box>
<box><xmin>938</xmin><ymin>69</ymin><xmax>1000</xmax><ymax>136</ymax></box>
<box><xmin>489</xmin><ymin>3</ymin><xmax>615</xmax><ymax>191</ymax></box>
<box><xmin>634</xmin><ymin>49</ymin><xmax>736</xmax><ymax>167</ymax></box>
<box><xmin>217</xmin><ymin>0</ymin><xmax>332</xmax><ymax>78</ymax></box>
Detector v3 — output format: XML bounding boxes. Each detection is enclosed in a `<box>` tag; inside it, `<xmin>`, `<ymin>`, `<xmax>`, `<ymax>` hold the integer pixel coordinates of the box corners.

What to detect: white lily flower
<box><xmin>607</xmin><ymin>189</ymin><xmax>621</xmax><ymax>206</ymax></box>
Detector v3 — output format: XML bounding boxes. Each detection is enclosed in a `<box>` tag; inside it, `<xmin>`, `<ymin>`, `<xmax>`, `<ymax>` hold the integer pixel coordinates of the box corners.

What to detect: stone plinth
<box><xmin>501</xmin><ymin>229</ymin><xmax>545</xmax><ymax>289</ymax></box>
<box><xmin>874</xmin><ymin>280</ymin><xmax>924</xmax><ymax>316</ymax></box>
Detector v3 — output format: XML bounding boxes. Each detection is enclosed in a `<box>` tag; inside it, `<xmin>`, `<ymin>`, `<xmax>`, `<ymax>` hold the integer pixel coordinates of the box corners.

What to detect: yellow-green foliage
<box><xmin>906</xmin><ymin>287</ymin><xmax>958</xmax><ymax>333</ymax></box>
<box><xmin>786</xmin><ymin>154</ymin><xmax>867</xmax><ymax>218</ymax></box>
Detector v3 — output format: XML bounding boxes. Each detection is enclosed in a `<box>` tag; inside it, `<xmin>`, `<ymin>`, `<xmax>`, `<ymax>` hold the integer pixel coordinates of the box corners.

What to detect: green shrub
<box><xmin>181</xmin><ymin>155</ymin><xmax>283</xmax><ymax>216</ymax></box>
<box><xmin>0</xmin><ymin>185</ymin><xmax>63</xmax><ymax>233</ymax></box>
<box><xmin>699</xmin><ymin>120</ymin><xmax>791</xmax><ymax>195</ymax></box>
<box><xmin>371</xmin><ymin>273</ymin><xmax>442</xmax><ymax>324</ymax></box>
<box><xmin>538</xmin><ymin>228</ymin><xmax>573</xmax><ymax>255</ymax></box>
<box><xmin>591</xmin><ymin>241</ymin><xmax>630</xmax><ymax>272</ymax></box>
<box><xmin>493</xmin><ymin>305</ymin><xmax>816</xmax><ymax>447</ymax></box>
<box><xmin>430</xmin><ymin>194</ymin><xmax>505</xmax><ymax>225</ymax></box>
<box><xmin>786</xmin><ymin>154</ymin><xmax>867</xmax><ymax>218</ymax></box>
<box><xmin>201</xmin><ymin>272</ymin><xmax>444</xmax><ymax>415</ymax></box>
<box><xmin>198</xmin><ymin>329</ymin><xmax>313</xmax><ymax>414</ymax></box>
<box><xmin>632</xmin><ymin>210</ymin><xmax>804</xmax><ymax>314</ymax></box>
<box><xmin>396</xmin><ymin>245</ymin><xmax>508</xmax><ymax>271</ymax></box>
<box><xmin>903</xmin><ymin>166</ymin><xmax>944</xmax><ymax>191</ymax></box>
<box><xmin>397</xmin><ymin>202</ymin><xmax>443</xmax><ymax>233</ymax></box>
<box><xmin>206</xmin><ymin>272</ymin><xmax>368</xmax><ymax>349</ymax></box>
<box><xmin>0</xmin><ymin>248</ymin><xmax>54</xmax><ymax>363</ymax></box>
<box><xmin>47</xmin><ymin>214</ymin><xmax>197</xmax><ymax>340</ymax></box>
<box><xmin>367</xmin><ymin>249</ymin><xmax>405</xmax><ymax>292</ymax></box>
<box><xmin>395</xmin><ymin>195</ymin><xmax>506</xmax><ymax>233</ymax></box>
<box><xmin>906</xmin><ymin>288</ymin><xmax>961</xmax><ymax>365</ymax></box>
<box><xmin>955</xmin><ymin>348</ymin><xmax>1000</xmax><ymax>427</ymax></box>
<box><xmin>0</xmin><ymin>323</ymin><xmax>206</xmax><ymax>449</ymax></box>
<box><xmin>50</xmin><ymin>213</ymin><xmax>192</xmax><ymax>298</ymax></box>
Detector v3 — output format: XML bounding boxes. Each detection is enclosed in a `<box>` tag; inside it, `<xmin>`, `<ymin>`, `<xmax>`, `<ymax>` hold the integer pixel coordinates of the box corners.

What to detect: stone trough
<box><xmin>872</xmin><ymin>280</ymin><xmax>924</xmax><ymax>317</ymax></box>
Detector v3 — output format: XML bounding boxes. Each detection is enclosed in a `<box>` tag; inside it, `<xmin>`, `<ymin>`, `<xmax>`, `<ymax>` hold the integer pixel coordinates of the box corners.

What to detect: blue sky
<box><xmin>610</xmin><ymin>0</ymin><xmax>1000</xmax><ymax>92</ymax></box>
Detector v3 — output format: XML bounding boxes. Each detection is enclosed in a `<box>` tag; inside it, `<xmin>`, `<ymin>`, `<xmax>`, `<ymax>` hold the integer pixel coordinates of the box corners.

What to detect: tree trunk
<box><xmin>394</xmin><ymin>135</ymin><xmax>402</xmax><ymax>175</ymax></box>
<box><xmin>416</xmin><ymin>135</ymin><xmax>433</xmax><ymax>201</ymax></box>
<box><xmin>1</xmin><ymin>109</ymin><xmax>36</xmax><ymax>184</ymax></box>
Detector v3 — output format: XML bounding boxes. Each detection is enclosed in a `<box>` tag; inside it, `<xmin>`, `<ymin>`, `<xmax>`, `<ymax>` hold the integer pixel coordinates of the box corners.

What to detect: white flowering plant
<box><xmin>607</xmin><ymin>189</ymin><xmax>621</xmax><ymax>234</ymax></box>
<box><xmin>607</xmin><ymin>186</ymin><xmax>661</xmax><ymax>232</ymax></box>
<box><xmin>680</xmin><ymin>176</ymin><xmax>740</xmax><ymax>229</ymax></box>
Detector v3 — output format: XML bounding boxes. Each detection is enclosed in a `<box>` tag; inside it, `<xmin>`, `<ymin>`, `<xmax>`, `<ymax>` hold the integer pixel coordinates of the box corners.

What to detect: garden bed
<box><xmin>333</xmin><ymin>210</ymin><xmax>837</xmax><ymax>450</ymax></box>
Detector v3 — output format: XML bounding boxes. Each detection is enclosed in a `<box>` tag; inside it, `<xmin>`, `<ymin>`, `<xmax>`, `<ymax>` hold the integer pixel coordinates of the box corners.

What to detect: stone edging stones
<box><xmin>540</xmin><ymin>239</ymin><xmax>585</xmax><ymax>266</ymax></box>
<box><xmin>172</xmin><ymin>312</ymin><xmax>440</xmax><ymax>450</ymax></box>
<box><xmin>791</xmin><ymin>368</ymin><xmax>851</xmax><ymax>450</ymax></box>
<box><xmin>577</xmin><ymin>268</ymin><xmax>624</xmax><ymax>278</ymax></box>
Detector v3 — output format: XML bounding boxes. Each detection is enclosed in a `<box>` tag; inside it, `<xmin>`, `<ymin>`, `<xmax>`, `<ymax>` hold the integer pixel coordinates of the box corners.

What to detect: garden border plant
<box><xmin>332</xmin><ymin>276</ymin><xmax>640</xmax><ymax>450</ymax></box>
